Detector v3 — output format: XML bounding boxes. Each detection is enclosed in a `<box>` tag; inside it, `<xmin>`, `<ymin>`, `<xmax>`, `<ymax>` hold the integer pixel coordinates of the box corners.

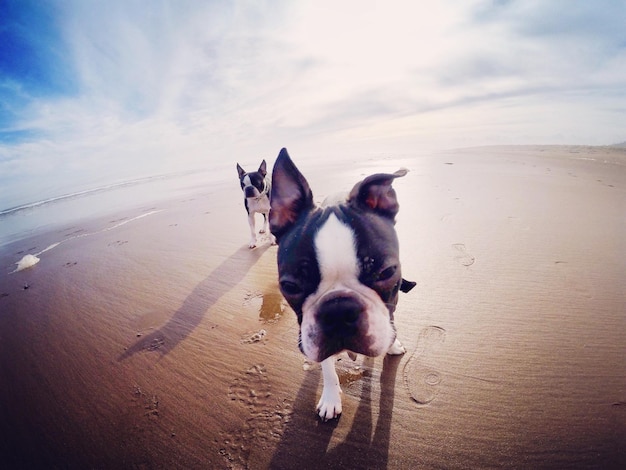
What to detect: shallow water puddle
<box><xmin>243</xmin><ymin>291</ymin><xmax>286</xmax><ymax>323</ymax></box>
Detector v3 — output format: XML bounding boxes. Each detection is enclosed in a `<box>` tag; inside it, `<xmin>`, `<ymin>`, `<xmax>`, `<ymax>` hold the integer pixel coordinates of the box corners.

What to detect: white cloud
<box><xmin>1</xmin><ymin>0</ymin><xmax>625</xmax><ymax>208</ymax></box>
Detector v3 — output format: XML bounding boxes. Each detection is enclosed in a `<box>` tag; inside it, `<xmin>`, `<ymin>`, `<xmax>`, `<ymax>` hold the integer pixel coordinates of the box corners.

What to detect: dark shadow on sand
<box><xmin>271</xmin><ymin>354</ymin><xmax>401</xmax><ymax>469</ymax></box>
<box><xmin>118</xmin><ymin>244</ymin><xmax>270</xmax><ymax>360</ymax></box>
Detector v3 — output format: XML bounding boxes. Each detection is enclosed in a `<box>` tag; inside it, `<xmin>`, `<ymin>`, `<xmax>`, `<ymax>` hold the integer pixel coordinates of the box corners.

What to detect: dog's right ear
<box><xmin>270</xmin><ymin>148</ymin><xmax>314</xmax><ymax>242</ymax></box>
<box><xmin>348</xmin><ymin>168</ymin><xmax>408</xmax><ymax>222</ymax></box>
<box><xmin>258</xmin><ymin>159</ymin><xmax>267</xmax><ymax>177</ymax></box>
<box><xmin>236</xmin><ymin>163</ymin><xmax>246</xmax><ymax>179</ymax></box>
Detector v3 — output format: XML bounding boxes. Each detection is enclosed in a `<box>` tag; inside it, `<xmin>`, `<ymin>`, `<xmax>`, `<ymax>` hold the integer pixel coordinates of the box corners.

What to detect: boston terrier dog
<box><xmin>269</xmin><ymin>148</ymin><xmax>415</xmax><ymax>421</ymax></box>
<box><xmin>237</xmin><ymin>160</ymin><xmax>276</xmax><ymax>248</ymax></box>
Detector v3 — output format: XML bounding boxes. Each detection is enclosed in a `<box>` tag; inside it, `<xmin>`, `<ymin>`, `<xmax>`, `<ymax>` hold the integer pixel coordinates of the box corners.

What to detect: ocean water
<box><xmin>0</xmin><ymin>166</ymin><xmax>230</xmax><ymax>249</ymax></box>
<box><xmin>0</xmin><ymin>151</ymin><xmax>436</xmax><ymax>251</ymax></box>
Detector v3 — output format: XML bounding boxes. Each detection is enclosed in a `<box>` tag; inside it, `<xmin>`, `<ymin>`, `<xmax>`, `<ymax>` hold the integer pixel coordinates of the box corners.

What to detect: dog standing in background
<box><xmin>237</xmin><ymin>160</ymin><xmax>276</xmax><ymax>248</ymax></box>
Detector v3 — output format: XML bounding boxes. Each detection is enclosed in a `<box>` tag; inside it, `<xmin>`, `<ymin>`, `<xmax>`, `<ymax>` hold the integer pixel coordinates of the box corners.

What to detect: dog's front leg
<box><xmin>247</xmin><ymin>212</ymin><xmax>258</xmax><ymax>248</ymax></box>
<box><xmin>317</xmin><ymin>356</ymin><xmax>342</xmax><ymax>421</ymax></box>
<box><xmin>387</xmin><ymin>337</ymin><xmax>406</xmax><ymax>355</ymax></box>
<box><xmin>261</xmin><ymin>212</ymin><xmax>277</xmax><ymax>245</ymax></box>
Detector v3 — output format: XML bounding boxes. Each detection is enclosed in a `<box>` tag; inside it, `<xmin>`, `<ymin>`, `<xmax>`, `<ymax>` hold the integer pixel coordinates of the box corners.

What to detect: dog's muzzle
<box><xmin>244</xmin><ymin>186</ymin><xmax>259</xmax><ymax>198</ymax></box>
<box><xmin>317</xmin><ymin>293</ymin><xmax>366</xmax><ymax>339</ymax></box>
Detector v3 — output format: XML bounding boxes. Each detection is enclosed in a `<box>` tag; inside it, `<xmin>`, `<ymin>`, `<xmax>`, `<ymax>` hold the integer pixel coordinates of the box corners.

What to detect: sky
<box><xmin>1</xmin><ymin>0</ymin><xmax>625</xmax><ymax>209</ymax></box>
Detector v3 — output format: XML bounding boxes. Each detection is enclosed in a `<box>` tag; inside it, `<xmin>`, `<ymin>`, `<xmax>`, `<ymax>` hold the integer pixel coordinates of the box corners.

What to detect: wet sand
<box><xmin>1</xmin><ymin>146</ymin><xmax>625</xmax><ymax>469</ymax></box>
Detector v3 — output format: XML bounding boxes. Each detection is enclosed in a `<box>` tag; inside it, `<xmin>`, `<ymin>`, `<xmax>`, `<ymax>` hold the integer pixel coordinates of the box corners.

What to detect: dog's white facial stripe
<box><xmin>242</xmin><ymin>175</ymin><xmax>252</xmax><ymax>188</ymax></box>
<box><xmin>314</xmin><ymin>213</ymin><xmax>359</xmax><ymax>283</ymax></box>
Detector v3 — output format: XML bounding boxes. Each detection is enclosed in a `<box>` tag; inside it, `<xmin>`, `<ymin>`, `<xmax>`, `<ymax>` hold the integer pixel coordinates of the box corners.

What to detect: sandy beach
<box><xmin>1</xmin><ymin>145</ymin><xmax>624</xmax><ymax>469</ymax></box>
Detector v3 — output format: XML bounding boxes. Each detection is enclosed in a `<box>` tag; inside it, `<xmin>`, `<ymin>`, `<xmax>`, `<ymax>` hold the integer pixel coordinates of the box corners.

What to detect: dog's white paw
<box><xmin>317</xmin><ymin>385</ymin><xmax>342</xmax><ymax>421</ymax></box>
<box><xmin>270</xmin><ymin>235</ymin><xmax>277</xmax><ymax>246</ymax></box>
<box><xmin>387</xmin><ymin>337</ymin><xmax>406</xmax><ymax>355</ymax></box>
<box><xmin>248</xmin><ymin>241</ymin><xmax>257</xmax><ymax>249</ymax></box>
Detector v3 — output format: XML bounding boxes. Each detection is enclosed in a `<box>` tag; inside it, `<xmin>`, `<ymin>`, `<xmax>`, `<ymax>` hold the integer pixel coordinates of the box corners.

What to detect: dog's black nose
<box><xmin>319</xmin><ymin>296</ymin><xmax>363</xmax><ymax>337</ymax></box>
<box><xmin>244</xmin><ymin>186</ymin><xmax>257</xmax><ymax>198</ymax></box>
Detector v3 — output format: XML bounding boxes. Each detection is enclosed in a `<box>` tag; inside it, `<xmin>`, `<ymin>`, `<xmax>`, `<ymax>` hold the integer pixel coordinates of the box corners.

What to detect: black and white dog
<box><xmin>269</xmin><ymin>148</ymin><xmax>415</xmax><ymax>421</ymax></box>
<box><xmin>237</xmin><ymin>160</ymin><xmax>276</xmax><ymax>248</ymax></box>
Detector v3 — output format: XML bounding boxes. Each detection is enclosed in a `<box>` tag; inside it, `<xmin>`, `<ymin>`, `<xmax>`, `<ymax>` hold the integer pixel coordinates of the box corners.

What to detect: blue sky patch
<box><xmin>0</xmin><ymin>0</ymin><xmax>76</xmax><ymax>99</ymax></box>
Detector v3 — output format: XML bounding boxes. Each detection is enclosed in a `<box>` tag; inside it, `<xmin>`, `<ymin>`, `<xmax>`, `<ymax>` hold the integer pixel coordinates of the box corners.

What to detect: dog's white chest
<box><xmin>248</xmin><ymin>195</ymin><xmax>270</xmax><ymax>213</ymax></box>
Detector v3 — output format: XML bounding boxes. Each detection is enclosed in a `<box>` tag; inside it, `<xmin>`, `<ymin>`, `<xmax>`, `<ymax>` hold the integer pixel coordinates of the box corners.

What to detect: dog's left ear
<box><xmin>400</xmin><ymin>278</ymin><xmax>417</xmax><ymax>293</ymax></box>
<box><xmin>237</xmin><ymin>163</ymin><xmax>246</xmax><ymax>179</ymax></box>
<box><xmin>348</xmin><ymin>168</ymin><xmax>408</xmax><ymax>221</ymax></box>
<box><xmin>270</xmin><ymin>148</ymin><xmax>314</xmax><ymax>242</ymax></box>
<box><xmin>258</xmin><ymin>160</ymin><xmax>267</xmax><ymax>177</ymax></box>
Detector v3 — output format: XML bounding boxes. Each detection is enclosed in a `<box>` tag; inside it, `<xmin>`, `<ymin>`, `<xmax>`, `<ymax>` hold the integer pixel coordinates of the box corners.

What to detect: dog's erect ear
<box><xmin>348</xmin><ymin>168</ymin><xmax>408</xmax><ymax>221</ymax></box>
<box><xmin>270</xmin><ymin>148</ymin><xmax>314</xmax><ymax>242</ymax></box>
<box><xmin>400</xmin><ymin>278</ymin><xmax>417</xmax><ymax>293</ymax></box>
<box><xmin>236</xmin><ymin>163</ymin><xmax>246</xmax><ymax>179</ymax></box>
<box><xmin>258</xmin><ymin>160</ymin><xmax>267</xmax><ymax>177</ymax></box>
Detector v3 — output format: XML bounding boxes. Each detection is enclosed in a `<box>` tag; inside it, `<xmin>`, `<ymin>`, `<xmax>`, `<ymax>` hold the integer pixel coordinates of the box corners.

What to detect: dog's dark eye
<box><xmin>378</xmin><ymin>265</ymin><xmax>397</xmax><ymax>282</ymax></box>
<box><xmin>280</xmin><ymin>280</ymin><xmax>303</xmax><ymax>296</ymax></box>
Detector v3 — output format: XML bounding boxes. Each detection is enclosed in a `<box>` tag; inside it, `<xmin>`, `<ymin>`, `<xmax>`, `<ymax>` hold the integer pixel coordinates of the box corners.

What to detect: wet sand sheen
<box><xmin>1</xmin><ymin>146</ymin><xmax>625</xmax><ymax>468</ymax></box>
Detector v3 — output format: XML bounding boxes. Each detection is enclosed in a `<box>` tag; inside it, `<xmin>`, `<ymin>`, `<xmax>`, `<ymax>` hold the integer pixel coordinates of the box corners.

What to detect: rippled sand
<box><xmin>1</xmin><ymin>146</ymin><xmax>624</xmax><ymax>468</ymax></box>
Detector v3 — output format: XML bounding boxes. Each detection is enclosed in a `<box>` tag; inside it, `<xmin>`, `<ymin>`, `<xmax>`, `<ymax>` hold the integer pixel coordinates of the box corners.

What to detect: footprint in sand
<box><xmin>452</xmin><ymin>243</ymin><xmax>475</xmax><ymax>267</ymax></box>
<box><xmin>130</xmin><ymin>386</ymin><xmax>160</xmax><ymax>420</ymax></box>
<box><xmin>403</xmin><ymin>326</ymin><xmax>446</xmax><ymax>406</ymax></box>
<box><xmin>227</xmin><ymin>364</ymin><xmax>272</xmax><ymax>411</ymax></box>
<box><xmin>221</xmin><ymin>365</ymin><xmax>292</xmax><ymax>467</ymax></box>
<box><xmin>241</xmin><ymin>329</ymin><xmax>267</xmax><ymax>344</ymax></box>
<box><xmin>145</xmin><ymin>336</ymin><xmax>165</xmax><ymax>352</ymax></box>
